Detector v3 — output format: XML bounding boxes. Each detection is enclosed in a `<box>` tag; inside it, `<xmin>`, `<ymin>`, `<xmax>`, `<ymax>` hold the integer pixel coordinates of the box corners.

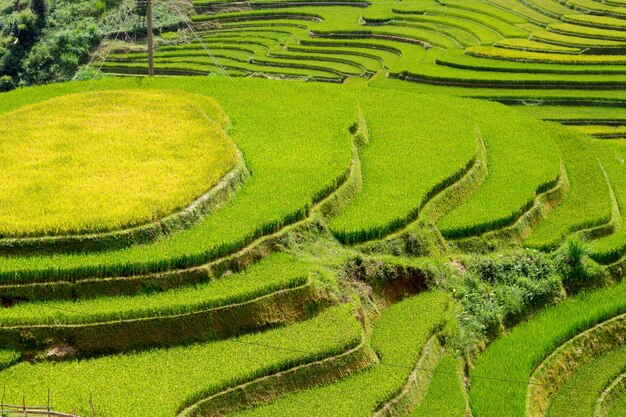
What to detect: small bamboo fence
<box><xmin>0</xmin><ymin>389</ymin><xmax>94</xmax><ymax>417</ymax></box>
<box><xmin>0</xmin><ymin>403</ymin><xmax>79</xmax><ymax>416</ymax></box>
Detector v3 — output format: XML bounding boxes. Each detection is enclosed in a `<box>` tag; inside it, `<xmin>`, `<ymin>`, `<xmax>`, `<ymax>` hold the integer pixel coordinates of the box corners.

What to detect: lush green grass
<box><xmin>494</xmin><ymin>38</ymin><xmax>580</xmax><ymax>53</ymax></box>
<box><xmin>548</xmin><ymin>22</ymin><xmax>626</xmax><ymax>41</ymax></box>
<box><xmin>233</xmin><ymin>291</ymin><xmax>452</xmax><ymax>416</ymax></box>
<box><xmin>0</xmin><ymin>304</ymin><xmax>361</xmax><ymax>417</ymax></box>
<box><xmin>329</xmin><ymin>91</ymin><xmax>476</xmax><ymax>244</ymax></box>
<box><xmin>587</xmin><ymin>139</ymin><xmax>626</xmax><ymax>263</ymax></box>
<box><xmin>524</xmin><ymin>126</ymin><xmax>612</xmax><ymax>250</ymax></box>
<box><xmin>546</xmin><ymin>346</ymin><xmax>626</xmax><ymax>417</ymax></box>
<box><xmin>436</xmin><ymin>52</ymin><xmax>626</xmax><ymax>75</ymax></box>
<box><xmin>572</xmin><ymin>125</ymin><xmax>626</xmax><ymax>138</ymax></box>
<box><xmin>0</xmin><ymin>90</ymin><xmax>237</xmax><ymax>237</ymax></box>
<box><xmin>0</xmin><ymin>253</ymin><xmax>308</xmax><ymax>326</ymax></box>
<box><xmin>466</xmin><ymin>46</ymin><xmax>626</xmax><ymax>64</ymax></box>
<box><xmin>517</xmin><ymin>106</ymin><xmax>626</xmax><ymax>122</ymax></box>
<box><xmin>0</xmin><ymin>77</ymin><xmax>353</xmax><ymax>282</ymax></box>
<box><xmin>437</xmin><ymin>103</ymin><xmax>561</xmax><ymax>238</ymax></box>
<box><xmin>399</xmin><ymin>63</ymin><xmax>626</xmax><ymax>88</ymax></box>
<box><xmin>563</xmin><ymin>14</ymin><xmax>626</xmax><ymax>30</ymax></box>
<box><xmin>408</xmin><ymin>355</ymin><xmax>467</xmax><ymax>417</ymax></box>
<box><xmin>607</xmin><ymin>382</ymin><xmax>626</xmax><ymax>417</ymax></box>
<box><xmin>470</xmin><ymin>280</ymin><xmax>626</xmax><ymax>417</ymax></box>
<box><xmin>0</xmin><ymin>349</ymin><xmax>20</xmax><ymax>370</ymax></box>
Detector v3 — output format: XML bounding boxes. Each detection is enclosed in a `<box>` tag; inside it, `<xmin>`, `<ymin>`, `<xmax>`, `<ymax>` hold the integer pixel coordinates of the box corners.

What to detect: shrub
<box><xmin>446</xmin><ymin>251</ymin><xmax>565</xmax><ymax>351</ymax></box>
<box><xmin>557</xmin><ymin>237</ymin><xmax>610</xmax><ymax>293</ymax></box>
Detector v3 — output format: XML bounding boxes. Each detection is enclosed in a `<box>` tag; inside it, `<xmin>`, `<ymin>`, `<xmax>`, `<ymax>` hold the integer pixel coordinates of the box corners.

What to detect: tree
<box><xmin>29</xmin><ymin>0</ymin><xmax>47</xmax><ymax>29</ymax></box>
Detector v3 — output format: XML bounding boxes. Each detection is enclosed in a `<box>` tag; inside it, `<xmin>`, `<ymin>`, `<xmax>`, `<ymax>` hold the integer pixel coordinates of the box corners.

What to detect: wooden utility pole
<box><xmin>147</xmin><ymin>0</ymin><xmax>155</xmax><ymax>76</ymax></box>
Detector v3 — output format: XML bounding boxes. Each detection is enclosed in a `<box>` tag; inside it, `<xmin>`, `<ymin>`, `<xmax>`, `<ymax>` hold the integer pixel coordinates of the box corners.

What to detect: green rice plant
<box><xmin>524</xmin><ymin>126</ymin><xmax>612</xmax><ymax>250</ymax></box>
<box><xmin>493</xmin><ymin>38</ymin><xmax>581</xmax><ymax>53</ymax></box>
<box><xmin>0</xmin><ymin>253</ymin><xmax>309</xmax><ymax>326</ymax></box>
<box><xmin>518</xmin><ymin>105</ymin><xmax>626</xmax><ymax>121</ymax></box>
<box><xmin>466</xmin><ymin>45</ymin><xmax>626</xmax><ymax>64</ymax></box>
<box><xmin>604</xmin><ymin>370</ymin><xmax>626</xmax><ymax>417</ymax></box>
<box><xmin>586</xmin><ymin>139</ymin><xmax>626</xmax><ymax>264</ymax></box>
<box><xmin>392</xmin><ymin>14</ymin><xmax>501</xmax><ymax>45</ymax></box>
<box><xmin>436</xmin><ymin>52</ymin><xmax>626</xmax><ymax>75</ymax></box>
<box><xmin>546</xmin><ymin>346</ymin><xmax>626</xmax><ymax>417</ymax></box>
<box><xmin>314</xmin><ymin>24</ymin><xmax>464</xmax><ymax>50</ymax></box>
<box><xmin>191</xmin><ymin>10</ymin><xmax>324</xmax><ymax>23</ymax></box>
<box><xmin>232</xmin><ymin>290</ymin><xmax>452</xmax><ymax>417</ymax></box>
<box><xmin>408</xmin><ymin>355</ymin><xmax>467</xmax><ymax>417</ymax></box>
<box><xmin>329</xmin><ymin>91</ymin><xmax>476</xmax><ymax>244</ymax></box>
<box><xmin>531</xmin><ymin>29</ymin><xmax>626</xmax><ymax>48</ymax></box>
<box><xmin>424</xmin><ymin>7</ymin><xmax>528</xmax><ymax>38</ymax></box>
<box><xmin>0</xmin><ymin>90</ymin><xmax>238</xmax><ymax>238</ymax></box>
<box><xmin>548</xmin><ymin>22</ymin><xmax>626</xmax><ymax>41</ymax></box>
<box><xmin>287</xmin><ymin>42</ymin><xmax>399</xmax><ymax>67</ymax></box>
<box><xmin>371</xmin><ymin>75</ymin><xmax>626</xmax><ymax>104</ymax></box>
<box><xmin>482</xmin><ymin>0</ymin><xmax>556</xmax><ymax>24</ymax></box>
<box><xmin>469</xmin><ymin>279</ymin><xmax>626</xmax><ymax>417</ymax></box>
<box><xmin>523</xmin><ymin>0</ymin><xmax>573</xmax><ymax>17</ymax></box>
<box><xmin>99</xmin><ymin>57</ymin><xmax>345</xmax><ymax>80</ymax></box>
<box><xmin>397</xmin><ymin>63</ymin><xmax>626</xmax><ymax>89</ymax></box>
<box><xmin>571</xmin><ymin>125</ymin><xmax>626</xmax><ymax>138</ymax></box>
<box><xmin>0</xmin><ymin>304</ymin><xmax>361</xmax><ymax>417</ymax></box>
<box><xmin>0</xmin><ymin>350</ymin><xmax>19</xmax><ymax>370</ymax></box>
<box><xmin>387</xmin><ymin>19</ymin><xmax>482</xmax><ymax>47</ymax></box>
<box><xmin>0</xmin><ymin>77</ymin><xmax>354</xmax><ymax>283</ymax></box>
<box><xmin>564</xmin><ymin>0</ymin><xmax>626</xmax><ymax>17</ymax></box>
<box><xmin>439</xmin><ymin>0</ymin><xmax>529</xmax><ymax>24</ymax></box>
<box><xmin>437</xmin><ymin>103</ymin><xmax>561</xmax><ymax>239</ymax></box>
<box><xmin>562</xmin><ymin>14</ymin><xmax>626</xmax><ymax>30</ymax></box>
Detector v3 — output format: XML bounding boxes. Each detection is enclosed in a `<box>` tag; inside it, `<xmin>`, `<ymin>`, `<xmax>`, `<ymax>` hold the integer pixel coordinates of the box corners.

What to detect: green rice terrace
<box><xmin>0</xmin><ymin>0</ymin><xmax>626</xmax><ymax>414</ymax></box>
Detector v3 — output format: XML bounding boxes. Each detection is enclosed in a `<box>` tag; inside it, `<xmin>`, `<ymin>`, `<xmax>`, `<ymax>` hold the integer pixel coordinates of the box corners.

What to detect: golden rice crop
<box><xmin>0</xmin><ymin>89</ymin><xmax>238</xmax><ymax>237</ymax></box>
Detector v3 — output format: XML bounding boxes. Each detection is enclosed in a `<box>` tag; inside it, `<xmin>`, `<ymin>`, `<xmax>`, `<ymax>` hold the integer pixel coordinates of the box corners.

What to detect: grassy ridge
<box><xmin>588</xmin><ymin>139</ymin><xmax>626</xmax><ymax>263</ymax></box>
<box><xmin>329</xmin><ymin>91</ymin><xmax>476</xmax><ymax>244</ymax></box>
<box><xmin>524</xmin><ymin>126</ymin><xmax>612</xmax><ymax>250</ymax></box>
<box><xmin>0</xmin><ymin>304</ymin><xmax>361</xmax><ymax>417</ymax></box>
<box><xmin>437</xmin><ymin>104</ymin><xmax>561</xmax><ymax>238</ymax></box>
<box><xmin>0</xmin><ymin>253</ymin><xmax>308</xmax><ymax>326</ymax></box>
<box><xmin>0</xmin><ymin>77</ymin><xmax>354</xmax><ymax>282</ymax></box>
<box><xmin>233</xmin><ymin>291</ymin><xmax>452</xmax><ymax>416</ymax></box>
<box><xmin>466</xmin><ymin>46</ymin><xmax>626</xmax><ymax>65</ymax></box>
<box><xmin>470</xmin><ymin>280</ymin><xmax>626</xmax><ymax>417</ymax></box>
<box><xmin>546</xmin><ymin>347</ymin><xmax>626</xmax><ymax>417</ymax></box>
<box><xmin>408</xmin><ymin>355</ymin><xmax>467</xmax><ymax>417</ymax></box>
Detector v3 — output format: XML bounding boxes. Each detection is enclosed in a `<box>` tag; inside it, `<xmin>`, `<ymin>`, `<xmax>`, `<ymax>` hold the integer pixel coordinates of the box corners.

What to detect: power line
<box><xmin>168</xmin><ymin>0</ymin><xmax>235</xmax><ymax>79</ymax></box>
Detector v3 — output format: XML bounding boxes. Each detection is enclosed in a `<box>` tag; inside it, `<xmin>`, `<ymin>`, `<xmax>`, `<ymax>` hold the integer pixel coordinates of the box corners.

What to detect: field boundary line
<box><xmin>176</xmin><ymin>337</ymin><xmax>378</xmax><ymax>417</ymax></box>
<box><xmin>0</xmin><ymin>148</ymin><xmax>249</xmax><ymax>256</ymax></box>
<box><xmin>356</xmin><ymin>127</ymin><xmax>487</xmax><ymax>255</ymax></box>
<box><xmin>451</xmin><ymin>161</ymin><xmax>569</xmax><ymax>250</ymax></box>
<box><xmin>0</xmin><ymin>281</ymin><xmax>330</xmax><ymax>357</ymax></box>
<box><xmin>372</xmin><ymin>335</ymin><xmax>444</xmax><ymax>417</ymax></box>
<box><xmin>0</xmin><ymin>120</ymin><xmax>363</xmax><ymax>299</ymax></box>
<box><xmin>525</xmin><ymin>311</ymin><xmax>626</xmax><ymax>416</ymax></box>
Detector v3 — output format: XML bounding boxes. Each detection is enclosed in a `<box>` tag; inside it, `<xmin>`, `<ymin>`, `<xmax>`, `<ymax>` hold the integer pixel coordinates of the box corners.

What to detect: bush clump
<box><xmin>446</xmin><ymin>250</ymin><xmax>565</xmax><ymax>352</ymax></box>
<box><xmin>556</xmin><ymin>236</ymin><xmax>610</xmax><ymax>294</ymax></box>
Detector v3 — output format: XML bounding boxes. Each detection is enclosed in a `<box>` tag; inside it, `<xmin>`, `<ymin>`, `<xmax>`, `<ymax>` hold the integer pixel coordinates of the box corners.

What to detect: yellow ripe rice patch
<box><xmin>570</xmin><ymin>125</ymin><xmax>626</xmax><ymax>137</ymax></box>
<box><xmin>0</xmin><ymin>90</ymin><xmax>238</xmax><ymax>237</ymax></box>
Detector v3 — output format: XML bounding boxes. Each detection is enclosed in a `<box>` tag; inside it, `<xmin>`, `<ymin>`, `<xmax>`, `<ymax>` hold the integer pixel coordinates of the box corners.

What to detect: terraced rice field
<box><xmin>1</xmin><ymin>0</ymin><xmax>626</xmax><ymax>414</ymax></box>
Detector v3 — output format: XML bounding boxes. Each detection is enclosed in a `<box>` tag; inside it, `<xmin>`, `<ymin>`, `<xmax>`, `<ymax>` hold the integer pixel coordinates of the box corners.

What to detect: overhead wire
<box><xmin>168</xmin><ymin>0</ymin><xmax>235</xmax><ymax>79</ymax></box>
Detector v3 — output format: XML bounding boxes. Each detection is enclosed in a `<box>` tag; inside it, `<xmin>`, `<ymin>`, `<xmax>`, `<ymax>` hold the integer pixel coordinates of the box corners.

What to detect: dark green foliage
<box><xmin>29</xmin><ymin>0</ymin><xmax>45</xmax><ymax>29</ymax></box>
<box><xmin>446</xmin><ymin>251</ymin><xmax>565</xmax><ymax>351</ymax></box>
<box><xmin>557</xmin><ymin>237</ymin><xmax>610</xmax><ymax>293</ymax></box>
<box><xmin>20</xmin><ymin>24</ymin><xmax>100</xmax><ymax>85</ymax></box>
<box><xmin>0</xmin><ymin>74</ymin><xmax>13</xmax><ymax>91</ymax></box>
<box><xmin>136</xmin><ymin>0</ymin><xmax>146</xmax><ymax>17</ymax></box>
